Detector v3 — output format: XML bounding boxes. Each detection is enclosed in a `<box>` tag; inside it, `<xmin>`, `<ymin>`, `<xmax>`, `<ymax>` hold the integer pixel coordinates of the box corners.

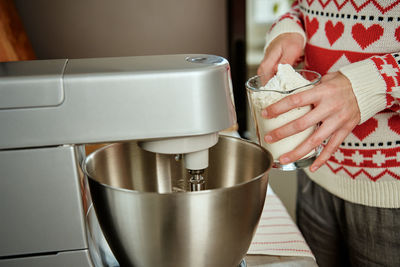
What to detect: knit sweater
<box><xmin>265</xmin><ymin>0</ymin><xmax>400</xmax><ymax>208</ymax></box>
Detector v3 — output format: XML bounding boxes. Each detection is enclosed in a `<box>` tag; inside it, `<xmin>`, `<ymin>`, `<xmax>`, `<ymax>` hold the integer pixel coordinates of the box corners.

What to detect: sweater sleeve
<box><xmin>264</xmin><ymin>0</ymin><xmax>306</xmax><ymax>52</ymax></box>
<box><xmin>339</xmin><ymin>53</ymin><xmax>400</xmax><ymax>124</ymax></box>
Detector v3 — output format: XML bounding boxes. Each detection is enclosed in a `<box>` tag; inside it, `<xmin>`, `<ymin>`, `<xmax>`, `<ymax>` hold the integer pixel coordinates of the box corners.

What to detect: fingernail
<box><xmin>280</xmin><ymin>156</ymin><xmax>290</xmax><ymax>164</ymax></box>
<box><xmin>310</xmin><ymin>165</ymin><xmax>318</xmax><ymax>172</ymax></box>
<box><xmin>264</xmin><ymin>135</ymin><xmax>273</xmax><ymax>143</ymax></box>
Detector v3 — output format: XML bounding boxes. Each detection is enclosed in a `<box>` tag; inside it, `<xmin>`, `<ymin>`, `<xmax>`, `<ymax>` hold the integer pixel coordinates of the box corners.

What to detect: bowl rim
<box><xmin>83</xmin><ymin>135</ymin><xmax>273</xmax><ymax>195</ymax></box>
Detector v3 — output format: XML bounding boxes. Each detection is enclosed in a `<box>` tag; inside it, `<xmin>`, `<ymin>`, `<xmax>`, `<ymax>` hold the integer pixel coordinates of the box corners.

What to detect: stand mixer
<box><xmin>0</xmin><ymin>54</ymin><xmax>272</xmax><ymax>267</ymax></box>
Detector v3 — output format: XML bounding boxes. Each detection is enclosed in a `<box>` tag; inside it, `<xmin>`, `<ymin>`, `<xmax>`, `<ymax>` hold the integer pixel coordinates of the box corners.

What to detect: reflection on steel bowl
<box><xmin>85</xmin><ymin>135</ymin><xmax>272</xmax><ymax>267</ymax></box>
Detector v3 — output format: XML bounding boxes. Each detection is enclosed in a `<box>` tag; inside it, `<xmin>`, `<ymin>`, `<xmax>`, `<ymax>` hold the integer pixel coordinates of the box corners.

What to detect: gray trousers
<box><xmin>296</xmin><ymin>170</ymin><xmax>400</xmax><ymax>267</ymax></box>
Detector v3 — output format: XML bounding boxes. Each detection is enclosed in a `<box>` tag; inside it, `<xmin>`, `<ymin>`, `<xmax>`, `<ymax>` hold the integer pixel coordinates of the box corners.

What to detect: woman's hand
<box><xmin>262</xmin><ymin>72</ymin><xmax>361</xmax><ymax>172</ymax></box>
<box><xmin>257</xmin><ymin>32</ymin><xmax>304</xmax><ymax>78</ymax></box>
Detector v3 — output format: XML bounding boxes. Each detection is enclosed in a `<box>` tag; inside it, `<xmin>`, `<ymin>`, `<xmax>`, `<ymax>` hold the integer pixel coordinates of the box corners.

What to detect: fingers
<box><xmin>257</xmin><ymin>52</ymin><xmax>281</xmax><ymax>78</ymax></box>
<box><xmin>309</xmin><ymin>128</ymin><xmax>350</xmax><ymax>172</ymax></box>
<box><xmin>278</xmin><ymin>120</ymin><xmax>334</xmax><ymax>164</ymax></box>
<box><xmin>259</xmin><ymin>71</ymin><xmax>360</xmax><ymax>170</ymax></box>
<box><xmin>264</xmin><ymin>105</ymin><xmax>330</xmax><ymax>143</ymax></box>
<box><xmin>257</xmin><ymin>33</ymin><xmax>304</xmax><ymax>78</ymax></box>
<box><xmin>280</xmin><ymin>46</ymin><xmax>303</xmax><ymax>67</ymax></box>
<box><xmin>263</xmin><ymin>87</ymin><xmax>323</xmax><ymax>119</ymax></box>
<box><xmin>257</xmin><ymin>48</ymin><xmax>302</xmax><ymax>78</ymax></box>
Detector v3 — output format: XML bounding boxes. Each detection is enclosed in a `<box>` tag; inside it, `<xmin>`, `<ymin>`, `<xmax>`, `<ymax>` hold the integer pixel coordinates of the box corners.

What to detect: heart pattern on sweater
<box><xmin>305</xmin><ymin>16</ymin><xmax>319</xmax><ymax>40</ymax></box>
<box><xmin>351</xmin><ymin>23</ymin><xmax>384</xmax><ymax>49</ymax></box>
<box><xmin>396</xmin><ymin>26</ymin><xmax>400</xmax><ymax>43</ymax></box>
<box><xmin>352</xmin><ymin>117</ymin><xmax>378</xmax><ymax>141</ymax></box>
<box><xmin>388</xmin><ymin>115</ymin><xmax>400</xmax><ymax>135</ymax></box>
<box><xmin>325</xmin><ymin>21</ymin><xmax>344</xmax><ymax>46</ymax></box>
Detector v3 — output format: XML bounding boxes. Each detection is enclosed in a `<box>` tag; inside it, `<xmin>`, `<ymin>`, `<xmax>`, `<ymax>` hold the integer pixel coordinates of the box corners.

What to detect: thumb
<box><xmin>257</xmin><ymin>52</ymin><xmax>282</xmax><ymax>79</ymax></box>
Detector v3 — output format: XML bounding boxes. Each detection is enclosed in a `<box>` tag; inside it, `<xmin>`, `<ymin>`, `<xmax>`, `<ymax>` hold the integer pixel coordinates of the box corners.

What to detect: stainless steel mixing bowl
<box><xmin>85</xmin><ymin>135</ymin><xmax>272</xmax><ymax>267</ymax></box>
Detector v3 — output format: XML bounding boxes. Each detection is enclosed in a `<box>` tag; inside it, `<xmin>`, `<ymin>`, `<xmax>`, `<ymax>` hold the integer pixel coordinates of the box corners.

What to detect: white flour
<box><xmin>250</xmin><ymin>64</ymin><xmax>316</xmax><ymax>161</ymax></box>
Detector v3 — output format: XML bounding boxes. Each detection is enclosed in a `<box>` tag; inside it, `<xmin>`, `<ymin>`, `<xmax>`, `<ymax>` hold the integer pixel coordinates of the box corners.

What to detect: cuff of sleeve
<box><xmin>339</xmin><ymin>59</ymin><xmax>387</xmax><ymax>124</ymax></box>
<box><xmin>263</xmin><ymin>19</ymin><xmax>306</xmax><ymax>53</ymax></box>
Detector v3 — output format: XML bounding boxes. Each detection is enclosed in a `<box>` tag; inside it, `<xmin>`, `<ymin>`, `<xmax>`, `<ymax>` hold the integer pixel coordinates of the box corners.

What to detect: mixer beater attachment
<box><xmin>188</xmin><ymin>169</ymin><xmax>205</xmax><ymax>191</ymax></box>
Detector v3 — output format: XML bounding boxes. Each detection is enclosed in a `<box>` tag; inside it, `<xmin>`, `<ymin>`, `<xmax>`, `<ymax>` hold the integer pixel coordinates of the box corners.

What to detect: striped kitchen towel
<box><xmin>247</xmin><ymin>187</ymin><xmax>315</xmax><ymax>260</ymax></box>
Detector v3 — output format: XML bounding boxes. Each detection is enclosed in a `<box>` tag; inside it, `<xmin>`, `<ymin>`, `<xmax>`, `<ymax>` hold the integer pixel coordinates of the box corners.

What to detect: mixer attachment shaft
<box><xmin>188</xmin><ymin>169</ymin><xmax>205</xmax><ymax>191</ymax></box>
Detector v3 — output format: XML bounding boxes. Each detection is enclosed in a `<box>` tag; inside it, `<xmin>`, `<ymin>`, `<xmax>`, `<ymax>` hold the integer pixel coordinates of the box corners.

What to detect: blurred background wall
<box><xmin>13</xmin><ymin>0</ymin><xmax>228</xmax><ymax>59</ymax></box>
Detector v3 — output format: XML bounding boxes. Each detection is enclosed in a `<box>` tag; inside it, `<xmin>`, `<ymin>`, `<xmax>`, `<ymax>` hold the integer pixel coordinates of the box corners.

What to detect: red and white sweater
<box><xmin>265</xmin><ymin>0</ymin><xmax>400</xmax><ymax>208</ymax></box>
